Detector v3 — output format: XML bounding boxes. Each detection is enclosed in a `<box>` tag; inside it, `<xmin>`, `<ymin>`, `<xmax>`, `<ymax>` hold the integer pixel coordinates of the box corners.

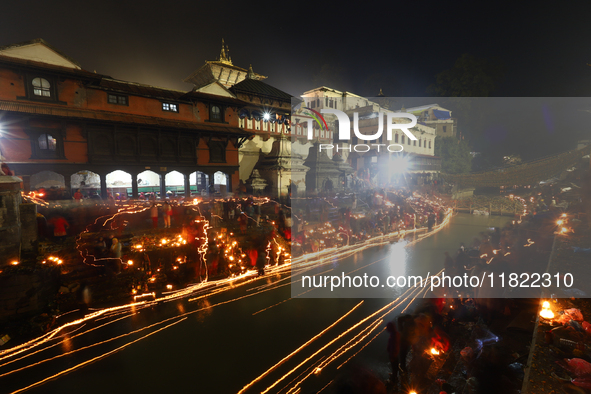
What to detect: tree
<box><xmin>434</xmin><ymin>136</ymin><xmax>472</xmax><ymax>174</ymax></box>
<box><xmin>428</xmin><ymin>54</ymin><xmax>504</xmax><ymax>145</ymax></box>
<box><xmin>428</xmin><ymin>54</ymin><xmax>504</xmax><ymax>97</ymax></box>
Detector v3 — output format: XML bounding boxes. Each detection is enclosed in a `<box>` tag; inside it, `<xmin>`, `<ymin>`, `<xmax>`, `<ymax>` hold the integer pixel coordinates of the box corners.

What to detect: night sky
<box><xmin>1</xmin><ymin>0</ymin><xmax>590</xmax><ymax>159</ymax></box>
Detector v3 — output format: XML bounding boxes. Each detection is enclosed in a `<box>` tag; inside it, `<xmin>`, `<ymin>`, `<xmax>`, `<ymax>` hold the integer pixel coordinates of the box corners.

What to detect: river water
<box><xmin>0</xmin><ymin>213</ymin><xmax>510</xmax><ymax>394</ymax></box>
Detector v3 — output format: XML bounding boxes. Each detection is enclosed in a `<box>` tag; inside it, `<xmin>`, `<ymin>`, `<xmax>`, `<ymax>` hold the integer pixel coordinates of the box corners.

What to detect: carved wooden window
<box><xmin>208</xmin><ymin>141</ymin><xmax>226</xmax><ymax>163</ymax></box>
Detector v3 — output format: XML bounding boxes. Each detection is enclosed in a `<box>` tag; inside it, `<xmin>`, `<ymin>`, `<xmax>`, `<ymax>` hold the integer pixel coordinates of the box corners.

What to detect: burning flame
<box><xmin>430</xmin><ymin>348</ymin><xmax>440</xmax><ymax>355</ymax></box>
<box><xmin>540</xmin><ymin>301</ymin><xmax>554</xmax><ymax>319</ymax></box>
<box><xmin>540</xmin><ymin>309</ymin><xmax>554</xmax><ymax>319</ymax></box>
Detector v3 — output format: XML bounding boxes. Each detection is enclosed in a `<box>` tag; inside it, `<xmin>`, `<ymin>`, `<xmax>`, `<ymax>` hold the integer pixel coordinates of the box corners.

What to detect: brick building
<box><xmin>0</xmin><ymin>39</ymin><xmax>251</xmax><ymax>199</ymax></box>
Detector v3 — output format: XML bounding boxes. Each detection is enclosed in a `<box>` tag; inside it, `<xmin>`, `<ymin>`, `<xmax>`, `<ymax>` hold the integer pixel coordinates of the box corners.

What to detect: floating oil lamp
<box><xmin>430</xmin><ymin>347</ymin><xmax>440</xmax><ymax>355</ymax></box>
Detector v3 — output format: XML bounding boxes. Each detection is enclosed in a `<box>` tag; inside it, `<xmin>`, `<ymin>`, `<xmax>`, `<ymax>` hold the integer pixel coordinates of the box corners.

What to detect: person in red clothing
<box><xmin>73</xmin><ymin>189</ymin><xmax>83</xmax><ymax>202</ymax></box>
<box><xmin>49</xmin><ymin>215</ymin><xmax>69</xmax><ymax>243</ymax></box>
<box><xmin>1</xmin><ymin>162</ymin><xmax>14</xmax><ymax>176</ymax></box>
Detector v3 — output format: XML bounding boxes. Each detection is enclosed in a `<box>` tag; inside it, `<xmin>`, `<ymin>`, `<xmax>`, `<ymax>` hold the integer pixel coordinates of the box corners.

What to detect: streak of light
<box><xmin>256</xmin><ymin>268</ymin><xmax>444</xmax><ymax>393</ymax></box>
<box><xmin>316</xmin><ymin>380</ymin><xmax>334</xmax><ymax>393</ymax></box>
<box><xmin>0</xmin><ymin>315</ymin><xmax>186</xmax><ymax>378</ymax></box>
<box><xmin>287</xmin><ymin>319</ymin><xmax>384</xmax><ymax>394</ymax></box>
<box><xmin>0</xmin><ymin>300</ymin><xmax>151</xmax><ymax>361</ymax></box>
<box><xmin>259</xmin><ymin>298</ymin><xmax>404</xmax><ymax>394</ymax></box>
<box><xmin>2</xmin><ymin>202</ymin><xmax>453</xmax><ymax>390</ymax></box>
<box><xmin>252</xmin><ymin>288</ymin><xmax>315</xmax><ymax>316</ymax></box>
<box><xmin>9</xmin><ymin>317</ymin><xmax>186</xmax><ymax>394</ymax></box>
<box><xmin>237</xmin><ymin>301</ymin><xmax>363</xmax><ymax>394</ymax></box>
<box><xmin>278</xmin><ymin>360</ymin><xmax>325</xmax><ymax>394</ymax></box>
<box><xmin>336</xmin><ymin>327</ymin><xmax>386</xmax><ymax>370</ymax></box>
<box><xmin>316</xmin><ymin>319</ymin><xmax>383</xmax><ymax>371</ymax></box>
<box><xmin>0</xmin><ymin>312</ymin><xmax>136</xmax><ymax>369</ymax></box>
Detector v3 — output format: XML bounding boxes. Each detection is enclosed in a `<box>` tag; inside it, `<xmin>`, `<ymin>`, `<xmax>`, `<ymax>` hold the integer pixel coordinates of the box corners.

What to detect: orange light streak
<box><xmin>9</xmin><ymin>318</ymin><xmax>187</xmax><ymax>394</ymax></box>
<box><xmin>237</xmin><ymin>301</ymin><xmax>364</xmax><ymax>394</ymax></box>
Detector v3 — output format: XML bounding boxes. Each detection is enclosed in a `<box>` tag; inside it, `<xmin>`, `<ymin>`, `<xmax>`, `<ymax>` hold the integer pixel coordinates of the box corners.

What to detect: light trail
<box><xmin>0</xmin><ymin>312</ymin><xmax>136</xmax><ymax>369</ymax></box>
<box><xmin>258</xmin><ymin>297</ymin><xmax>407</xmax><ymax>394</ymax></box>
<box><xmin>316</xmin><ymin>319</ymin><xmax>383</xmax><ymax>371</ymax></box>
<box><xmin>0</xmin><ymin>314</ymin><xmax>186</xmax><ymax>378</ymax></box>
<box><xmin>336</xmin><ymin>327</ymin><xmax>387</xmax><ymax>370</ymax></box>
<box><xmin>252</xmin><ymin>288</ymin><xmax>315</xmax><ymax>316</ymax></box>
<box><xmin>278</xmin><ymin>359</ymin><xmax>325</xmax><ymax>394</ymax></box>
<box><xmin>262</xmin><ymin>272</ymin><xmax>443</xmax><ymax>393</ymax></box>
<box><xmin>237</xmin><ymin>301</ymin><xmax>364</xmax><ymax>394</ymax></box>
<box><xmin>9</xmin><ymin>317</ymin><xmax>186</xmax><ymax>394</ymax></box>
<box><xmin>1</xmin><ymin>199</ymin><xmax>454</xmax><ymax>392</ymax></box>
<box><xmin>316</xmin><ymin>379</ymin><xmax>334</xmax><ymax>393</ymax></box>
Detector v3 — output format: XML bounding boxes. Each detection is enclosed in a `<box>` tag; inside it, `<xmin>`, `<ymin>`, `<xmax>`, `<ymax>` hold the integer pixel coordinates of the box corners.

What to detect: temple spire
<box><xmin>246</xmin><ymin>64</ymin><xmax>255</xmax><ymax>79</ymax></box>
<box><xmin>218</xmin><ymin>39</ymin><xmax>232</xmax><ymax>64</ymax></box>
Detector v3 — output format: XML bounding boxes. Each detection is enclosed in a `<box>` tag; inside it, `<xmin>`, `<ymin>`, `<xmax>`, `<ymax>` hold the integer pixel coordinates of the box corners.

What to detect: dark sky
<box><xmin>2</xmin><ymin>0</ymin><xmax>590</xmax><ymax>96</ymax></box>
<box><xmin>1</xmin><ymin>0</ymin><xmax>590</xmax><ymax>158</ymax></box>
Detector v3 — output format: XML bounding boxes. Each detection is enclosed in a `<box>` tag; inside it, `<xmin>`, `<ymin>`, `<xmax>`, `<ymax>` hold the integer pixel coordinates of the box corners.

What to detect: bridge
<box><xmin>442</xmin><ymin>145</ymin><xmax>590</xmax><ymax>188</ymax></box>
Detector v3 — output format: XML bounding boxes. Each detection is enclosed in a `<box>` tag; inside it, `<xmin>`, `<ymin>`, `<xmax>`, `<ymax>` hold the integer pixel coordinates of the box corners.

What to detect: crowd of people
<box><xmin>292</xmin><ymin>188</ymin><xmax>449</xmax><ymax>255</ymax></box>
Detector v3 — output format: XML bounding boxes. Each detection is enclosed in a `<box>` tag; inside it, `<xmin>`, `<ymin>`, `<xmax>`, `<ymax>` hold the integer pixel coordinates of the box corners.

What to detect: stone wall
<box><xmin>0</xmin><ymin>176</ymin><xmax>23</xmax><ymax>265</ymax></box>
<box><xmin>0</xmin><ymin>267</ymin><xmax>60</xmax><ymax>323</ymax></box>
<box><xmin>20</xmin><ymin>203</ymin><xmax>38</xmax><ymax>256</ymax></box>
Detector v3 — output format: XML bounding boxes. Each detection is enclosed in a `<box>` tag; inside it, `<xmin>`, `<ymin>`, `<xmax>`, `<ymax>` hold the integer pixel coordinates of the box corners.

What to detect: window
<box><xmin>208</xmin><ymin>141</ymin><xmax>226</xmax><ymax>163</ymax></box>
<box><xmin>28</xmin><ymin>130</ymin><xmax>65</xmax><ymax>159</ymax></box>
<box><xmin>162</xmin><ymin>102</ymin><xmax>179</xmax><ymax>112</ymax></box>
<box><xmin>325</xmin><ymin>97</ymin><xmax>328</xmax><ymax>106</ymax></box>
<box><xmin>310</xmin><ymin>100</ymin><xmax>316</xmax><ymax>109</ymax></box>
<box><xmin>395</xmin><ymin>134</ymin><xmax>399</xmax><ymax>143</ymax></box>
<box><xmin>413</xmin><ymin>139</ymin><xmax>416</xmax><ymax>146</ymax></box>
<box><xmin>443</xmin><ymin>126</ymin><xmax>447</xmax><ymax>133</ymax></box>
<box><xmin>108</xmin><ymin>94</ymin><xmax>128</xmax><ymax>105</ymax></box>
<box><xmin>429</xmin><ymin>140</ymin><xmax>431</xmax><ymax>149</ymax></box>
<box><xmin>210</xmin><ymin>105</ymin><xmax>222</xmax><ymax>121</ymax></box>
<box><xmin>401</xmin><ymin>135</ymin><xmax>405</xmax><ymax>144</ymax></box>
<box><xmin>38</xmin><ymin>134</ymin><xmax>57</xmax><ymax>150</ymax></box>
<box><xmin>419</xmin><ymin>139</ymin><xmax>422</xmax><ymax>147</ymax></box>
<box><xmin>27</xmin><ymin>76</ymin><xmax>57</xmax><ymax>101</ymax></box>
<box><xmin>32</xmin><ymin>78</ymin><xmax>51</xmax><ymax>97</ymax></box>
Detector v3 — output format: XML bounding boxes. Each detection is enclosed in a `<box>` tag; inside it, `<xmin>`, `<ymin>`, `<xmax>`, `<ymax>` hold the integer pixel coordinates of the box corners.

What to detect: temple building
<box><xmin>404</xmin><ymin>104</ymin><xmax>457</xmax><ymax>139</ymax></box>
<box><xmin>0</xmin><ymin>39</ymin><xmax>252</xmax><ymax>198</ymax></box>
<box><xmin>300</xmin><ymin>87</ymin><xmax>441</xmax><ymax>187</ymax></box>
<box><xmin>183</xmin><ymin>42</ymin><xmax>334</xmax><ymax>197</ymax></box>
